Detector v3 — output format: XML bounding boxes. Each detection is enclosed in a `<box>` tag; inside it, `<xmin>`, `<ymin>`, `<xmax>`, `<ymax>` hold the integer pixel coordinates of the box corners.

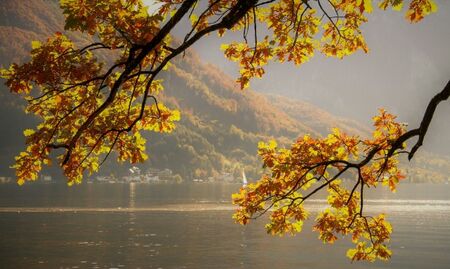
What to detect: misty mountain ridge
<box><xmin>0</xmin><ymin>0</ymin><xmax>448</xmax><ymax>183</ymax></box>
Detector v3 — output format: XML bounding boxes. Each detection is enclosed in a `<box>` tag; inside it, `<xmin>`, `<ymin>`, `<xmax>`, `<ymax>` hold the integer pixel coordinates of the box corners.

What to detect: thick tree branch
<box><xmin>407</xmin><ymin>80</ymin><xmax>450</xmax><ymax>159</ymax></box>
<box><xmin>388</xmin><ymin>80</ymin><xmax>450</xmax><ymax>160</ymax></box>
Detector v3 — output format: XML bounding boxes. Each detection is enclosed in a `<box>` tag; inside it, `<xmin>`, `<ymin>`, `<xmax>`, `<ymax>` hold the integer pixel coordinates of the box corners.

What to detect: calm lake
<box><xmin>0</xmin><ymin>183</ymin><xmax>449</xmax><ymax>269</ymax></box>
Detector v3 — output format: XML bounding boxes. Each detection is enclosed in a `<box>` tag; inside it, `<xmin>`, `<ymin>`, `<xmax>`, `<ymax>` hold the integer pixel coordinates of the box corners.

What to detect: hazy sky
<box><xmin>165</xmin><ymin>1</ymin><xmax>450</xmax><ymax>155</ymax></box>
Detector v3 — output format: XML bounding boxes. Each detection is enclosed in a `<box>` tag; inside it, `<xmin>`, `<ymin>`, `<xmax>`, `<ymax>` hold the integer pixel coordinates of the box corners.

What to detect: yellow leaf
<box><xmin>392</xmin><ymin>2</ymin><xmax>403</xmax><ymax>11</ymax></box>
<box><xmin>55</xmin><ymin>95</ymin><xmax>63</xmax><ymax>105</ymax></box>
<box><xmin>364</xmin><ymin>0</ymin><xmax>373</xmax><ymax>13</ymax></box>
<box><xmin>268</xmin><ymin>140</ymin><xmax>277</xmax><ymax>149</ymax></box>
<box><xmin>430</xmin><ymin>0</ymin><xmax>438</xmax><ymax>12</ymax></box>
<box><xmin>190</xmin><ymin>14</ymin><xmax>199</xmax><ymax>26</ymax></box>
<box><xmin>31</xmin><ymin>40</ymin><xmax>41</xmax><ymax>49</ymax></box>
<box><xmin>23</xmin><ymin>129</ymin><xmax>35</xmax><ymax>137</ymax></box>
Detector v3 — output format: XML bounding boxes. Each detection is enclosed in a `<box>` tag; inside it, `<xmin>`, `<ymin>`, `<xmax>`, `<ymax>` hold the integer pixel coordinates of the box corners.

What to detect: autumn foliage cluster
<box><xmin>222</xmin><ymin>0</ymin><xmax>437</xmax><ymax>88</ymax></box>
<box><xmin>233</xmin><ymin>109</ymin><xmax>406</xmax><ymax>261</ymax></box>
<box><xmin>1</xmin><ymin>0</ymin><xmax>181</xmax><ymax>185</ymax></box>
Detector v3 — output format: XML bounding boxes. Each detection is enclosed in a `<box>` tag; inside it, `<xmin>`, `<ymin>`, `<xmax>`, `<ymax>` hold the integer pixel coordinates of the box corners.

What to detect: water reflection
<box><xmin>129</xmin><ymin>183</ymin><xmax>136</xmax><ymax>209</ymax></box>
<box><xmin>0</xmin><ymin>183</ymin><xmax>450</xmax><ymax>268</ymax></box>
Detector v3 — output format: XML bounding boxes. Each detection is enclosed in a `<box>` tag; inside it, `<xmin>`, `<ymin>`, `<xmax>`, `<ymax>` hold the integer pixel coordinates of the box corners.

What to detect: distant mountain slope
<box><xmin>268</xmin><ymin>94</ymin><xmax>371</xmax><ymax>136</ymax></box>
<box><xmin>0</xmin><ymin>0</ymin><xmax>448</xmax><ymax>183</ymax></box>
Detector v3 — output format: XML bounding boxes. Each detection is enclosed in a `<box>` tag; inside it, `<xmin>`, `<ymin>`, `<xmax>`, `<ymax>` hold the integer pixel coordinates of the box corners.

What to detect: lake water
<box><xmin>0</xmin><ymin>183</ymin><xmax>449</xmax><ymax>269</ymax></box>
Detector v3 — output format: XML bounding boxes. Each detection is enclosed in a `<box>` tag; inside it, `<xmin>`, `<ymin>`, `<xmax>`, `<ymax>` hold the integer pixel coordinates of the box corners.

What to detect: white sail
<box><xmin>242</xmin><ymin>170</ymin><xmax>248</xmax><ymax>186</ymax></box>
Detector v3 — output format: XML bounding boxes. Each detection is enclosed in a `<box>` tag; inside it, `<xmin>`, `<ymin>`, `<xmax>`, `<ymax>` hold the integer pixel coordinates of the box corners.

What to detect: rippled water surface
<box><xmin>0</xmin><ymin>183</ymin><xmax>449</xmax><ymax>269</ymax></box>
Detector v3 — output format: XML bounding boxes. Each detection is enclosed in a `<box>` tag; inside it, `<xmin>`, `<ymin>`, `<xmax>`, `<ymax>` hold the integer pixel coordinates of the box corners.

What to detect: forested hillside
<box><xmin>0</xmin><ymin>0</ymin><xmax>448</xmax><ymax>182</ymax></box>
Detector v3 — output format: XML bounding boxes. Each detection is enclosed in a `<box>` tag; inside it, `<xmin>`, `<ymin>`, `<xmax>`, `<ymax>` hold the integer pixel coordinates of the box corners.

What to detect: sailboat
<box><xmin>242</xmin><ymin>170</ymin><xmax>248</xmax><ymax>187</ymax></box>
